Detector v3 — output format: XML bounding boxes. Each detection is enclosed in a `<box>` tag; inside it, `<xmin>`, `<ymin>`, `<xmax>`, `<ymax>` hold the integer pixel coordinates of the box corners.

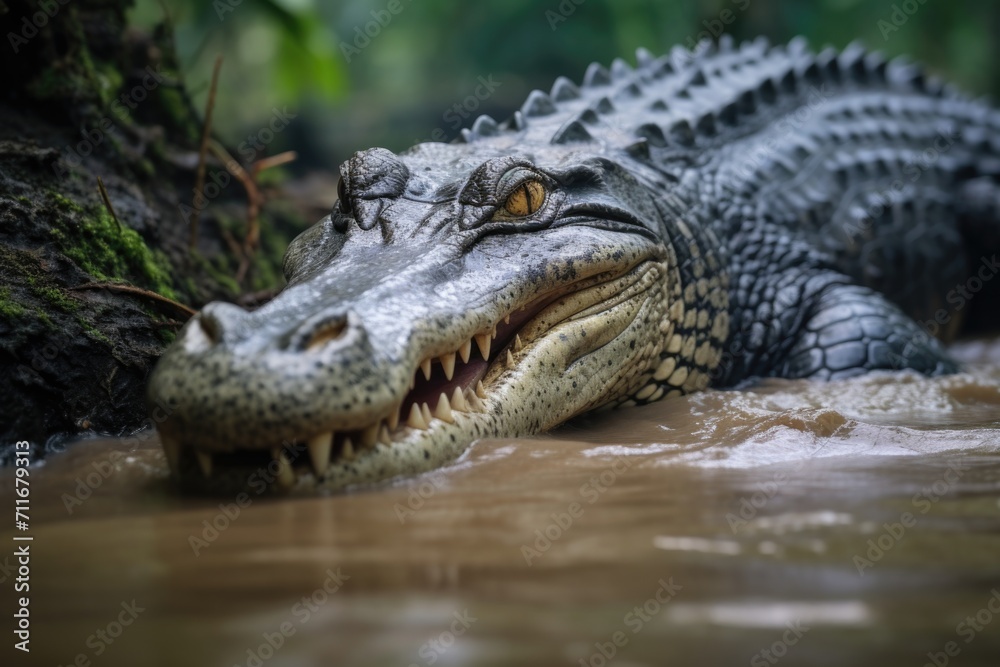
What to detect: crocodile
<box><xmin>147</xmin><ymin>36</ymin><xmax>1000</xmax><ymax>493</ymax></box>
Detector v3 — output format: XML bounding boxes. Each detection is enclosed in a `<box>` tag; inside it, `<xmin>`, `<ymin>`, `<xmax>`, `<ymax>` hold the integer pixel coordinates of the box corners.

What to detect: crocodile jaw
<box><xmin>156</xmin><ymin>257</ymin><xmax>672</xmax><ymax>494</ymax></box>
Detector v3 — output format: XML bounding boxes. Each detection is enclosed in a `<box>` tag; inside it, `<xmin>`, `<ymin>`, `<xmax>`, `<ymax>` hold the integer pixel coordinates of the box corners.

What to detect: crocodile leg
<box><xmin>775</xmin><ymin>281</ymin><xmax>958</xmax><ymax>380</ymax></box>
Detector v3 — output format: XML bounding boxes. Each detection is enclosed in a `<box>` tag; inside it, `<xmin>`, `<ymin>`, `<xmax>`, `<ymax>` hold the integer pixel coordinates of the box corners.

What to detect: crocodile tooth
<box><xmin>407</xmin><ymin>403</ymin><xmax>428</xmax><ymax>430</ymax></box>
<box><xmin>161</xmin><ymin>436</ymin><xmax>182</xmax><ymax>475</ymax></box>
<box><xmin>506</xmin><ymin>349</ymin><xmax>515</xmax><ymax>368</ymax></box>
<box><xmin>421</xmin><ymin>402</ymin><xmax>433</xmax><ymax>426</ymax></box>
<box><xmin>387</xmin><ymin>403</ymin><xmax>401</xmax><ymax>431</ymax></box>
<box><xmin>504</xmin><ymin>314</ymin><xmax>510</xmax><ymax>325</ymax></box>
<box><xmin>434</xmin><ymin>393</ymin><xmax>454</xmax><ymax>423</ymax></box>
<box><xmin>491</xmin><ymin>325</ymin><xmax>498</xmax><ymax>339</ymax></box>
<box><xmin>514</xmin><ymin>334</ymin><xmax>523</xmax><ymax>352</ymax></box>
<box><xmin>458</xmin><ymin>339</ymin><xmax>472</xmax><ymax>363</ymax></box>
<box><xmin>379</xmin><ymin>424</ymin><xmax>391</xmax><ymax>445</ymax></box>
<box><xmin>476</xmin><ymin>380</ymin><xmax>487</xmax><ymax>399</ymax></box>
<box><xmin>465</xmin><ymin>389</ymin><xmax>482</xmax><ymax>412</ymax></box>
<box><xmin>307</xmin><ymin>432</ymin><xmax>333</xmax><ymax>476</ymax></box>
<box><xmin>361</xmin><ymin>423</ymin><xmax>379</xmax><ymax>448</ymax></box>
<box><xmin>341</xmin><ymin>438</ymin><xmax>355</xmax><ymax>461</ymax></box>
<box><xmin>451</xmin><ymin>386</ymin><xmax>467</xmax><ymax>412</ymax></box>
<box><xmin>273</xmin><ymin>449</ymin><xmax>295</xmax><ymax>487</ymax></box>
<box><xmin>195</xmin><ymin>450</ymin><xmax>212</xmax><ymax>478</ymax></box>
<box><xmin>440</xmin><ymin>352</ymin><xmax>456</xmax><ymax>381</ymax></box>
<box><xmin>271</xmin><ymin>447</ymin><xmax>294</xmax><ymax>488</ymax></box>
<box><xmin>420</xmin><ymin>358</ymin><xmax>432</xmax><ymax>381</ymax></box>
<box><xmin>475</xmin><ymin>333</ymin><xmax>491</xmax><ymax>360</ymax></box>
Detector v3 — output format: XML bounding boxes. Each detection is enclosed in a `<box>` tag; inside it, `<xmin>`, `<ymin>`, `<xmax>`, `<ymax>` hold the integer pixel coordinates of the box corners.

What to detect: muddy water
<box><xmin>4</xmin><ymin>341</ymin><xmax>1000</xmax><ymax>667</ymax></box>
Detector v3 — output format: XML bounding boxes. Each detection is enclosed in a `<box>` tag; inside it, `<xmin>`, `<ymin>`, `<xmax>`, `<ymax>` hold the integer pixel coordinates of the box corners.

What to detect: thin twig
<box><xmin>189</xmin><ymin>54</ymin><xmax>223</xmax><ymax>251</ymax></box>
<box><xmin>217</xmin><ymin>223</ymin><xmax>245</xmax><ymax>265</ymax></box>
<box><xmin>70</xmin><ymin>282</ymin><xmax>196</xmax><ymax>319</ymax></box>
<box><xmin>208</xmin><ymin>143</ymin><xmax>298</xmax><ymax>286</ymax></box>
<box><xmin>237</xmin><ymin>151</ymin><xmax>298</xmax><ymax>284</ymax></box>
<box><xmin>253</xmin><ymin>151</ymin><xmax>297</xmax><ymax>174</ymax></box>
<box><xmin>96</xmin><ymin>176</ymin><xmax>123</xmax><ymax>233</ymax></box>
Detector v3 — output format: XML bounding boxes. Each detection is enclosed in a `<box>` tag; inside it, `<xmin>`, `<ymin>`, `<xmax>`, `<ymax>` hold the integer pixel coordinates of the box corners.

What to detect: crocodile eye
<box><xmin>502</xmin><ymin>180</ymin><xmax>546</xmax><ymax>217</ymax></box>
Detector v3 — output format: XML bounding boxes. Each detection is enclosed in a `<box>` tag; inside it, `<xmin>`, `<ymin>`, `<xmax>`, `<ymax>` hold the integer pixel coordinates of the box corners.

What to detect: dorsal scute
<box><xmin>522</xmin><ymin>89</ymin><xmax>557</xmax><ymax>117</ymax></box>
<box><xmin>551</xmin><ymin>76</ymin><xmax>581</xmax><ymax>102</ymax></box>
<box><xmin>610</xmin><ymin>57</ymin><xmax>634</xmax><ymax>81</ymax></box>
<box><xmin>471</xmin><ymin>115</ymin><xmax>499</xmax><ymax>138</ymax></box>
<box><xmin>583</xmin><ymin>62</ymin><xmax>612</xmax><ymax>87</ymax></box>
<box><xmin>551</xmin><ymin>119</ymin><xmax>594</xmax><ymax>145</ymax></box>
<box><xmin>635</xmin><ymin>47</ymin><xmax>655</xmax><ymax>66</ymax></box>
<box><xmin>460</xmin><ymin>37</ymin><xmax>954</xmax><ymax>150</ymax></box>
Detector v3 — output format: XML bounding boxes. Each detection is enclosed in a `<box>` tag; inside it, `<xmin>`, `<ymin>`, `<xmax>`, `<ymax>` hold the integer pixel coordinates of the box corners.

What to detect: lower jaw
<box><xmin>169</xmin><ymin>418</ymin><xmax>479</xmax><ymax>495</ymax></box>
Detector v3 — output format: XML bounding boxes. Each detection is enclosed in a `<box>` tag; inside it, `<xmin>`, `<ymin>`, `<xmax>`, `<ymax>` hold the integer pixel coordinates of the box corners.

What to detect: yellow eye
<box><xmin>502</xmin><ymin>180</ymin><xmax>546</xmax><ymax>217</ymax></box>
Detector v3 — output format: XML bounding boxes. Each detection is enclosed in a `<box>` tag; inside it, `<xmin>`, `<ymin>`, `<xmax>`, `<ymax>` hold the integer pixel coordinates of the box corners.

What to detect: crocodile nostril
<box><xmin>192</xmin><ymin>302</ymin><xmax>251</xmax><ymax>348</ymax></box>
<box><xmin>305</xmin><ymin>319</ymin><xmax>349</xmax><ymax>352</ymax></box>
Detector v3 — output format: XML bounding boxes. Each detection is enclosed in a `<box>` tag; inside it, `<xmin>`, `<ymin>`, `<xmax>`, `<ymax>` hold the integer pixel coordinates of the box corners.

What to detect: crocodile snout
<box><xmin>150</xmin><ymin>293</ymin><xmax>407</xmax><ymax>453</ymax></box>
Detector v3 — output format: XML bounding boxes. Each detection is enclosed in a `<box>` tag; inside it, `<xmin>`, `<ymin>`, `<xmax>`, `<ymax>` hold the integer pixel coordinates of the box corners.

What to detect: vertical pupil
<box><xmin>521</xmin><ymin>183</ymin><xmax>533</xmax><ymax>213</ymax></box>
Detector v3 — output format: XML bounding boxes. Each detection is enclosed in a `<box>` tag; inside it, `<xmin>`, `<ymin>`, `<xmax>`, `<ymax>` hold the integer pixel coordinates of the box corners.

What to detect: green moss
<box><xmin>26</xmin><ymin>67</ymin><xmax>73</xmax><ymax>101</ymax></box>
<box><xmin>93</xmin><ymin>60</ymin><xmax>124</xmax><ymax>108</ymax></box>
<box><xmin>135</xmin><ymin>157</ymin><xmax>156</xmax><ymax>178</ymax></box>
<box><xmin>249</xmin><ymin>213</ymin><xmax>291</xmax><ymax>292</ymax></box>
<box><xmin>49</xmin><ymin>194</ymin><xmax>178</xmax><ymax>300</ymax></box>
<box><xmin>28</xmin><ymin>282</ymin><xmax>79</xmax><ymax>313</ymax></box>
<box><xmin>79</xmin><ymin>318</ymin><xmax>112</xmax><ymax>346</ymax></box>
<box><xmin>202</xmin><ymin>253</ymin><xmax>241</xmax><ymax>296</ymax></box>
<box><xmin>0</xmin><ymin>251</ymin><xmax>59</xmax><ymax>331</ymax></box>
<box><xmin>51</xmin><ymin>192</ymin><xmax>85</xmax><ymax>214</ymax></box>
<box><xmin>157</xmin><ymin>327</ymin><xmax>177</xmax><ymax>346</ymax></box>
<box><xmin>0</xmin><ymin>287</ymin><xmax>26</xmax><ymax>320</ymax></box>
<box><xmin>156</xmin><ymin>88</ymin><xmax>200</xmax><ymax>144</ymax></box>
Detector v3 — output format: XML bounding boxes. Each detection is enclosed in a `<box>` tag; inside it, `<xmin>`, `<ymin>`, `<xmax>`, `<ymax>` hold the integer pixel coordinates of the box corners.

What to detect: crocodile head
<box><xmin>148</xmin><ymin>139</ymin><xmax>721</xmax><ymax>493</ymax></box>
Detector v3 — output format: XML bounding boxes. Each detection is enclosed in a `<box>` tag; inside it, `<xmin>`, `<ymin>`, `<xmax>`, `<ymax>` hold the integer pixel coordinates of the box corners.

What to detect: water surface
<box><xmin>3</xmin><ymin>340</ymin><xmax>1000</xmax><ymax>666</ymax></box>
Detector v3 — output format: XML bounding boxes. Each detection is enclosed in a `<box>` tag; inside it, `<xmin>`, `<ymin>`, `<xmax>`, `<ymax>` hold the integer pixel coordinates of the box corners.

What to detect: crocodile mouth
<box><xmin>161</xmin><ymin>258</ymin><xmax>655</xmax><ymax>491</ymax></box>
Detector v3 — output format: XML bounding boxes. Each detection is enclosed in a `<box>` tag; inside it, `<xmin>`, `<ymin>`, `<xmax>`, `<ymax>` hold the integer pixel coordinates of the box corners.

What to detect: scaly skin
<box><xmin>147</xmin><ymin>37</ymin><xmax>1000</xmax><ymax>493</ymax></box>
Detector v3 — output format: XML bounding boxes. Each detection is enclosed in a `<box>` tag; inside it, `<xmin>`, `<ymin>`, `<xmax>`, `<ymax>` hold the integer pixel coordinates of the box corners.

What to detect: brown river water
<box><xmin>4</xmin><ymin>340</ymin><xmax>1000</xmax><ymax>667</ymax></box>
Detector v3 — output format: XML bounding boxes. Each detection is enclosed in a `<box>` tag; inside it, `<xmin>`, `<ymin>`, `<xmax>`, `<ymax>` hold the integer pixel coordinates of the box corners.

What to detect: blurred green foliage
<box><xmin>131</xmin><ymin>0</ymin><xmax>1000</xmax><ymax>172</ymax></box>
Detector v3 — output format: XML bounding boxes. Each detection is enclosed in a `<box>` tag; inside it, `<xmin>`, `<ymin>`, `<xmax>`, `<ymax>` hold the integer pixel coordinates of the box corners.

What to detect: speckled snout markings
<box><xmin>149</xmin><ymin>36</ymin><xmax>999</xmax><ymax>492</ymax></box>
